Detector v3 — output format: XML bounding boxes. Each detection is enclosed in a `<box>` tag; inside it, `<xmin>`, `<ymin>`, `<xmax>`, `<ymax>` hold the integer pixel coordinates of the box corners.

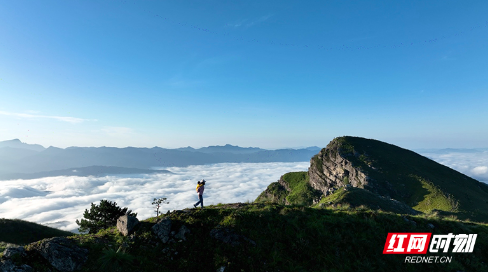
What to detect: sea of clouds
<box><xmin>0</xmin><ymin>162</ymin><xmax>309</xmax><ymax>233</ymax></box>
<box><xmin>1</xmin><ymin>150</ymin><xmax>487</xmax><ymax>234</ymax></box>
<box><xmin>418</xmin><ymin>149</ymin><xmax>488</xmax><ymax>184</ymax></box>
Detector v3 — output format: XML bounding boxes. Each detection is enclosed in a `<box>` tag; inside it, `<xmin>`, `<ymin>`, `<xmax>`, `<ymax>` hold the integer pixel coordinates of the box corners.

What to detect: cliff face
<box><xmin>308</xmin><ymin>143</ymin><xmax>370</xmax><ymax>196</ymax></box>
<box><xmin>255</xmin><ymin>177</ymin><xmax>290</xmax><ymax>205</ymax></box>
<box><xmin>255</xmin><ymin>172</ymin><xmax>321</xmax><ymax>206</ymax></box>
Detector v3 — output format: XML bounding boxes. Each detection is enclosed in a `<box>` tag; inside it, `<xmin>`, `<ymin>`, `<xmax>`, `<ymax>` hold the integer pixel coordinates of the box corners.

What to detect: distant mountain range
<box><xmin>0</xmin><ymin>139</ymin><xmax>320</xmax><ymax>180</ymax></box>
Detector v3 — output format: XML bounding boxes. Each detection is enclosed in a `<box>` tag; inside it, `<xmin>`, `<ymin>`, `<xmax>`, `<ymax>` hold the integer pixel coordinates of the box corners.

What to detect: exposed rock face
<box><xmin>2</xmin><ymin>246</ymin><xmax>25</xmax><ymax>259</ymax></box>
<box><xmin>175</xmin><ymin>225</ymin><xmax>191</xmax><ymax>241</ymax></box>
<box><xmin>117</xmin><ymin>215</ymin><xmax>139</xmax><ymax>236</ymax></box>
<box><xmin>35</xmin><ymin>237</ymin><xmax>88</xmax><ymax>272</ymax></box>
<box><xmin>277</xmin><ymin>176</ymin><xmax>291</xmax><ymax>192</ymax></box>
<box><xmin>210</xmin><ymin>226</ymin><xmax>256</xmax><ymax>247</ymax></box>
<box><xmin>254</xmin><ymin>176</ymin><xmax>292</xmax><ymax>205</ymax></box>
<box><xmin>0</xmin><ymin>247</ymin><xmax>33</xmax><ymax>272</ymax></box>
<box><xmin>152</xmin><ymin>218</ymin><xmax>172</xmax><ymax>243</ymax></box>
<box><xmin>308</xmin><ymin>139</ymin><xmax>370</xmax><ymax>195</ymax></box>
<box><xmin>0</xmin><ymin>260</ymin><xmax>33</xmax><ymax>272</ymax></box>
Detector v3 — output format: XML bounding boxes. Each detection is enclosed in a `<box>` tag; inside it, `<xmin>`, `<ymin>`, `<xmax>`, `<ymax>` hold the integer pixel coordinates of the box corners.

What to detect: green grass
<box><xmin>11</xmin><ymin>203</ymin><xmax>488</xmax><ymax>272</ymax></box>
<box><xmin>315</xmin><ymin>187</ymin><xmax>418</xmax><ymax>215</ymax></box>
<box><xmin>0</xmin><ymin>218</ymin><xmax>73</xmax><ymax>245</ymax></box>
<box><xmin>254</xmin><ymin>181</ymin><xmax>288</xmax><ymax>204</ymax></box>
<box><xmin>255</xmin><ymin>172</ymin><xmax>322</xmax><ymax>206</ymax></box>
<box><xmin>312</xmin><ymin>136</ymin><xmax>488</xmax><ymax>222</ymax></box>
<box><xmin>411</xmin><ymin>177</ymin><xmax>459</xmax><ymax>214</ymax></box>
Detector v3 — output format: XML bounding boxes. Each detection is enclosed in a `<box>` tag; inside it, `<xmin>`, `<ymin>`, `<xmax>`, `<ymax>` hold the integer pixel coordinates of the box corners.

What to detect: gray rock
<box><xmin>35</xmin><ymin>237</ymin><xmax>88</xmax><ymax>272</ymax></box>
<box><xmin>117</xmin><ymin>215</ymin><xmax>139</xmax><ymax>236</ymax></box>
<box><xmin>152</xmin><ymin>218</ymin><xmax>172</xmax><ymax>243</ymax></box>
<box><xmin>308</xmin><ymin>143</ymin><xmax>369</xmax><ymax>195</ymax></box>
<box><xmin>210</xmin><ymin>227</ymin><xmax>256</xmax><ymax>247</ymax></box>
<box><xmin>174</xmin><ymin>225</ymin><xmax>191</xmax><ymax>241</ymax></box>
<box><xmin>2</xmin><ymin>246</ymin><xmax>25</xmax><ymax>259</ymax></box>
<box><xmin>0</xmin><ymin>259</ymin><xmax>33</xmax><ymax>272</ymax></box>
<box><xmin>402</xmin><ymin>216</ymin><xmax>417</xmax><ymax>227</ymax></box>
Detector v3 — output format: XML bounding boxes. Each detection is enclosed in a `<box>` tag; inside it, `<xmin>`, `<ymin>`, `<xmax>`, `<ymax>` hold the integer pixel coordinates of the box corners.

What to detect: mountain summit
<box><xmin>257</xmin><ymin>136</ymin><xmax>488</xmax><ymax>222</ymax></box>
<box><xmin>0</xmin><ymin>139</ymin><xmax>45</xmax><ymax>152</ymax></box>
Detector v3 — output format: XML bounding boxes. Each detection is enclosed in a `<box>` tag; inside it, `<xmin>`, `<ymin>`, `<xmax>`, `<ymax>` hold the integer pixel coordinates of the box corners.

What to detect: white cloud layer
<box><xmin>0</xmin><ymin>162</ymin><xmax>309</xmax><ymax>233</ymax></box>
<box><xmin>1</xmin><ymin>151</ymin><xmax>486</xmax><ymax>234</ymax></box>
<box><xmin>419</xmin><ymin>150</ymin><xmax>488</xmax><ymax>183</ymax></box>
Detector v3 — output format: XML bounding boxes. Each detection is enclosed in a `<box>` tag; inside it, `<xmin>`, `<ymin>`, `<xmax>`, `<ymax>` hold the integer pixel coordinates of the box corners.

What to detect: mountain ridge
<box><xmin>256</xmin><ymin>136</ymin><xmax>488</xmax><ymax>222</ymax></box>
<box><xmin>0</xmin><ymin>139</ymin><xmax>320</xmax><ymax>179</ymax></box>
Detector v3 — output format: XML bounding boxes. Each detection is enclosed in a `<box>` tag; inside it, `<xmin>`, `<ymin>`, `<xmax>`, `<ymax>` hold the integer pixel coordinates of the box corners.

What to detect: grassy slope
<box><xmin>255</xmin><ymin>172</ymin><xmax>321</xmax><ymax>206</ymax></box>
<box><xmin>0</xmin><ymin>218</ymin><xmax>73</xmax><ymax>251</ymax></box>
<box><xmin>13</xmin><ymin>203</ymin><xmax>488</xmax><ymax>272</ymax></box>
<box><xmin>327</xmin><ymin>136</ymin><xmax>488</xmax><ymax>222</ymax></box>
<box><xmin>314</xmin><ymin>187</ymin><xmax>419</xmax><ymax>215</ymax></box>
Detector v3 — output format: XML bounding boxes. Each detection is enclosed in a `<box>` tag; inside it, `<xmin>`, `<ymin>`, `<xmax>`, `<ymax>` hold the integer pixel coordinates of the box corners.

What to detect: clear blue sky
<box><xmin>1</xmin><ymin>0</ymin><xmax>487</xmax><ymax>149</ymax></box>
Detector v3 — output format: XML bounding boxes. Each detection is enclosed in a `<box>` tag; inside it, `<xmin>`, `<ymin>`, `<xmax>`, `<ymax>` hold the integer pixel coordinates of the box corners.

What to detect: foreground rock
<box><xmin>210</xmin><ymin>226</ymin><xmax>256</xmax><ymax>247</ymax></box>
<box><xmin>152</xmin><ymin>218</ymin><xmax>172</xmax><ymax>243</ymax></box>
<box><xmin>117</xmin><ymin>214</ymin><xmax>139</xmax><ymax>236</ymax></box>
<box><xmin>0</xmin><ymin>260</ymin><xmax>33</xmax><ymax>272</ymax></box>
<box><xmin>175</xmin><ymin>225</ymin><xmax>191</xmax><ymax>241</ymax></box>
<box><xmin>2</xmin><ymin>246</ymin><xmax>26</xmax><ymax>259</ymax></box>
<box><xmin>32</xmin><ymin>237</ymin><xmax>88</xmax><ymax>272</ymax></box>
<box><xmin>0</xmin><ymin>246</ymin><xmax>32</xmax><ymax>272</ymax></box>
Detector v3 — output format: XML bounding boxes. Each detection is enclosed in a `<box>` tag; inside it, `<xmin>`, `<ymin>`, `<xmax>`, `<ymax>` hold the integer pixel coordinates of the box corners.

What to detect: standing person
<box><xmin>193</xmin><ymin>179</ymin><xmax>205</xmax><ymax>208</ymax></box>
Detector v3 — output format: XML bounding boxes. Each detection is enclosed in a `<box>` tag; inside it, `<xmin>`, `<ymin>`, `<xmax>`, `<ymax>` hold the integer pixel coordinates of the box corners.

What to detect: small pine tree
<box><xmin>76</xmin><ymin>200</ymin><xmax>137</xmax><ymax>234</ymax></box>
<box><xmin>152</xmin><ymin>197</ymin><xmax>169</xmax><ymax>217</ymax></box>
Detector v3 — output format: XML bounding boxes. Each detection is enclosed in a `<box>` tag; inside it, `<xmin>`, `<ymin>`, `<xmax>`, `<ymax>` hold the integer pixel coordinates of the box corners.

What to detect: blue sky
<box><xmin>1</xmin><ymin>0</ymin><xmax>487</xmax><ymax>149</ymax></box>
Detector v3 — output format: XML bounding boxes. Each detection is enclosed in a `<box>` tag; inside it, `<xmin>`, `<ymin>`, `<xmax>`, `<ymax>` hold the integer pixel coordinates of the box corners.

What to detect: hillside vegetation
<box><xmin>258</xmin><ymin>136</ymin><xmax>488</xmax><ymax>223</ymax></box>
<box><xmin>3</xmin><ymin>136</ymin><xmax>488</xmax><ymax>271</ymax></box>
<box><xmin>2</xmin><ymin>204</ymin><xmax>488</xmax><ymax>272</ymax></box>
<box><xmin>0</xmin><ymin>218</ymin><xmax>73</xmax><ymax>252</ymax></box>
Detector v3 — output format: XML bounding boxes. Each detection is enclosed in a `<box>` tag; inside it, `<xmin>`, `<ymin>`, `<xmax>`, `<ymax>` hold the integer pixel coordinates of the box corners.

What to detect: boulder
<box><xmin>152</xmin><ymin>218</ymin><xmax>172</xmax><ymax>243</ymax></box>
<box><xmin>2</xmin><ymin>246</ymin><xmax>25</xmax><ymax>259</ymax></box>
<box><xmin>35</xmin><ymin>237</ymin><xmax>88</xmax><ymax>272</ymax></box>
<box><xmin>0</xmin><ymin>246</ymin><xmax>32</xmax><ymax>271</ymax></box>
<box><xmin>210</xmin><ymin>226</ymin><xmax>256</xmax><ymax>247</ymax></box>
<box><xmin>174</xmin><ymin>225</ymin><xmax>191</xmax><ymax>241</ymax></box>
<box><xmin>0</xmin><ymin>259</ymin><xmax>33</xmax><ymax>272</ymax></box>
<box><xmin>117</xmin><ymin>215</ymin><xmax>139</xmax><ymax>236</ymax></box>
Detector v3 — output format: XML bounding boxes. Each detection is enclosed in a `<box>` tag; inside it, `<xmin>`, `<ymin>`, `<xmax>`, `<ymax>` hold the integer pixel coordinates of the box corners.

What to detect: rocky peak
<box><xmin>308</xmin><ymin>137</ymin><xmax>370</xmax><ymax>196</ymax></box>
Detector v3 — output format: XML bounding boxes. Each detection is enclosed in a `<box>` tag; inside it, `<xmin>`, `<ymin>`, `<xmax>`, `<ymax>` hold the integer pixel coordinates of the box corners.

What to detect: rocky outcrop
<box><xmin>0</xmin><ymin>260</ymin><xmax>33</xmax><ymax>272</ymax></box>
<box><xmin>308</xmin><ymin>138</ymin><xmax>370</xmax><ymax>195</ymax></box>
<box><xmin>0</xmin><ymin>247</ymin><xmax>33</xmax><ymax>272</ymax></box>
<box><xmin>175</xmin><ymin>225</ymin><xmax>191</xmax><ymax>241</ymax></box>
<box><xmin>117</xmin><ymin>214</ymin><xmax>139</xmax><ymax>236</ymax></box>
<box><xmin>210</xmin><ymin>226</ymin><xmax>256</xmax><ymax>247</ymax></box>
<box><xmin>254</xmin><ymin>181</ymin><xmax>289</xmax><ymax>205</ymax></box>
<box><xmin>33</xmin><ymin>237</ymin><xmax>88</xmax><ymax>272</ymax></box>
<box><xmin>152</xmin><ymin>218</ymin><xmax>172</xmax><ymax>243</ymax></box>
<box><xmin>2</xmin><ymin>246</ymin><xmax>26</xmax><ymax>259</ymax></box>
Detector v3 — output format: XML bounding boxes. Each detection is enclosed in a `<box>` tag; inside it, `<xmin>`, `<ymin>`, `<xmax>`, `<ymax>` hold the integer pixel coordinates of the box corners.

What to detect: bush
<box><xmin>76</xmin><ymin>200</ymin><xmax>137</xmax><ymax>234</ymax></box>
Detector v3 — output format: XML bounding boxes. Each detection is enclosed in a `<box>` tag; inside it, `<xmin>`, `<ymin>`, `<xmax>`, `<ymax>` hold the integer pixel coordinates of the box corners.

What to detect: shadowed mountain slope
<box><xmin>1</xmin><ymin>204</ymin><xmax>487</xmax><ymax>271</ymax></box>
<box><xmin>257</xmin><ymin>136</ymin><xmax>488</xmax><ymax>222</ymax></box>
